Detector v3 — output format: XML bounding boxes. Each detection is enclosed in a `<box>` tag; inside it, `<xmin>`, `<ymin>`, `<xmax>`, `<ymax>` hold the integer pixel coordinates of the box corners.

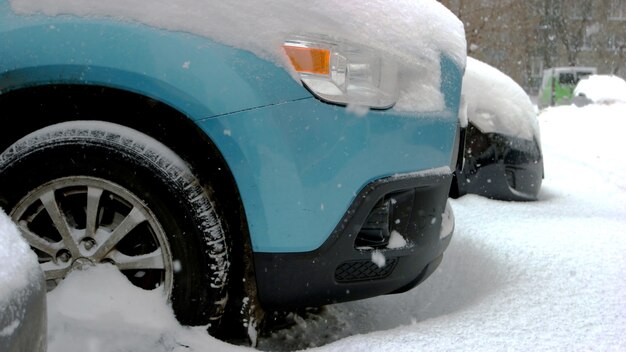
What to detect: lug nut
<box><xmin>56</xmin><ymin>250</ymin><xmax>71</xmax><ymax>263</ymax></box>
<box><xmin>82</xmin><ymin>238</ymin><xmax>97</xmax><ymax>251</ymax></box>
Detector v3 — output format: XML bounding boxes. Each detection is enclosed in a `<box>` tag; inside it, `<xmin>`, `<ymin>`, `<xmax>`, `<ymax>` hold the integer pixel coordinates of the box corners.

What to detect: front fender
<box><xmin>0</xmin><ymin>2</ymin><xmax>310</xmax><ymax>120</ymax></box>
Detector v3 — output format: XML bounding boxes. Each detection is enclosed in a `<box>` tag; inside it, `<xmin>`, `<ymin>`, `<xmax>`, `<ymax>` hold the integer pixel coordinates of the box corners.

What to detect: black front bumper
<box><xmin>253</xmin><ymin>171</ymin><xmax>453</xmax><ymax>310</ymax></box>
<box><xmin>451</xmin><ymin>123</ymin><xmax>544</xmax><ymax>201</ymax></box>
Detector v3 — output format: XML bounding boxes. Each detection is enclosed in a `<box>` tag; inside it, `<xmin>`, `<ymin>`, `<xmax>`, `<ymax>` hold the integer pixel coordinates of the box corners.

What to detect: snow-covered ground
<box><xmin>32</xmin><ymin>101</ymin><xmax>625</xmax><ymax>352</ymax></box>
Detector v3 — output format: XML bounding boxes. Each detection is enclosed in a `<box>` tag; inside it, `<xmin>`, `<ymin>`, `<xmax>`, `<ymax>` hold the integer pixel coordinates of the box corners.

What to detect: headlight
<box><xmin>283</xmin><ymin>36</ymin><xmax>399</xmax><ymax>109</ymax></box>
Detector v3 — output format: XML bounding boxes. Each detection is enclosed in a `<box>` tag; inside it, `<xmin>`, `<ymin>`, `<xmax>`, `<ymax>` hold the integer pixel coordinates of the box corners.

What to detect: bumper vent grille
<box><xmin>335</xmin><ymin>258</ymin><xmax>398</xmax><ymax>282</ymax></box>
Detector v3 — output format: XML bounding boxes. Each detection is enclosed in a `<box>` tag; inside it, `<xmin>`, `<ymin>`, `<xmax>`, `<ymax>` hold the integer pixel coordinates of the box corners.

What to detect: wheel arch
<box><xmin>0</xmin><ymin>84</ymin><xmax>233</xmax><ymax>193</ymax></box>
<box><xmin>0</xmin><ymin>84</ymin><xmax>253</xmax><ymax>302</ymax></box>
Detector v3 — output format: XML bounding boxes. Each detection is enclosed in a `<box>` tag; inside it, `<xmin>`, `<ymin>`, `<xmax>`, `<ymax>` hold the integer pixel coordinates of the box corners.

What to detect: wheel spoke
<box><xmin>17</xmin><ymin>224</ymin><xmax>62</xmax><ymax>257</ymax></box>
<box><xmin>109</xmin><ymin>248</ymin><xmax>165</xmax><ymax>270</ymax></box>
<box><xmin>41</xmin><ymin>262</ymin><xmax>70</xmax><ymax>281</ymax></box>
<box><xmin>40</xmin><ymin>190</ymin><xmax>80</xmax><ymax>256</ymax></box>
<box><xmin>85</xmin><ymin>186</ymin><xmax>104</xmax><ymax>238</ymax></box>
<box><xmin>11</xmin><ymin>174</ymin><xmax>173</xmax><ymax>295</ymax></box>
<box><xmin>92</xmin><ymin>207</ymin><xmax>147</xmax><ymax>260</ymax></box>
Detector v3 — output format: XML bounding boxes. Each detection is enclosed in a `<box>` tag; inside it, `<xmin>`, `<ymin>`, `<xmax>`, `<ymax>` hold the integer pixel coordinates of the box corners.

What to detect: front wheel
<box><xmin>0</xmin><ymin>121</ymin><xmax>230</xmax><ymax>330</ymax></box>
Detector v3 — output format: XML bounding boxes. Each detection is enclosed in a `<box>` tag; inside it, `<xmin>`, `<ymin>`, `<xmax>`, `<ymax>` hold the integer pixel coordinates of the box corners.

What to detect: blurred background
<box><xmin>439</xmin><ymin>0</ymin><xmax>626</xmax><ymax>96</ymax></box>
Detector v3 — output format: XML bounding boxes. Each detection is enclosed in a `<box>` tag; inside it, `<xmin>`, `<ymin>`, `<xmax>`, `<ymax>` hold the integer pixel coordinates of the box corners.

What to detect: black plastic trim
<box><xmin>253</xmin><ymin>170</ymin><xmax>453</xmax><ymax>310</ymax></box>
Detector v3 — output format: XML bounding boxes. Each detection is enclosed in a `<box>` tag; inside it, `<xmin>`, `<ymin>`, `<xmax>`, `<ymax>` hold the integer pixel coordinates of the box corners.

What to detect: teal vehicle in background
<box><xmin>0</xmin><ymin>0</ymin><xmax>465</xmax><ymax>344</ymax></box>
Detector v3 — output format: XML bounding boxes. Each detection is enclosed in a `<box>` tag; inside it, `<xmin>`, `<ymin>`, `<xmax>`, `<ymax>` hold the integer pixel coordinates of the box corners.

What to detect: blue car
<box><xmin>0</xmin><ymin>0</ymin><xmax>464</xmax><ymax>343</ymax></box>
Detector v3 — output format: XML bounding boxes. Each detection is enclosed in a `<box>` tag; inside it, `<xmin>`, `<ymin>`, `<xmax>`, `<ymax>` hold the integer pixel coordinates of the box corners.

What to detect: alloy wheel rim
<box><xmin>10</xmin><ymin>176</ymin><xmax>173</xmax><ymax>297</ymax></box>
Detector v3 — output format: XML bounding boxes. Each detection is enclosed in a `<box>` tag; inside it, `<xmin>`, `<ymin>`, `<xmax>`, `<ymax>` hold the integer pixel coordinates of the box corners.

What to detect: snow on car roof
<box><xmin>462</xmin><ymin>57</ymin><xmax>539</xmax><ymax>141</ymax></box>
<box><xmin>574</xmin><ymin>74</ymin><xmax>626</xmax><ymax>104</ymax></box>
<box><xmin>543</xmin><ymin>66</ymin><xmax>597</xmax><ymax>74</ymax></box>
<box><xmin>9</xmin><ymin>0</ymin><xmax>466</xmax><ymax>112</ymax></box>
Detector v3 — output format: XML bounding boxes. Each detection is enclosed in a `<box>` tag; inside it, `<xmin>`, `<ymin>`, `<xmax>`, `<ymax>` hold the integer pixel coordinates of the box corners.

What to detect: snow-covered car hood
<box><xmin>461</xmin><ymin>57</ymin><xmax>540</xmax><ymax>141</ymax></box>
<box><xmin>9</xmin><ymin>0</ymin><xmax>466</xmax><ymax>113</ymax></box>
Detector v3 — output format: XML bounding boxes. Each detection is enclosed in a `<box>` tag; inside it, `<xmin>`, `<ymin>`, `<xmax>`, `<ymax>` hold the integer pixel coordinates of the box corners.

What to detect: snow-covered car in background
<box><xmin>0</xmin><ymin>0</ymin><xmax>466</xmax><ymax>343</ymax></box>
<box><xmin>573</xmin><ymin>74</ymin><xmax>626</xmax><ymax>106</ymax></box>
<box><xmin>0</xmin><ymin>210</ymin><xmax>47</xmax><ymax>352</ymax></box>
<box><xmin>450</xmin><ymin>57</ymin><xmax>543</xmax><ymax>201</ymax></box>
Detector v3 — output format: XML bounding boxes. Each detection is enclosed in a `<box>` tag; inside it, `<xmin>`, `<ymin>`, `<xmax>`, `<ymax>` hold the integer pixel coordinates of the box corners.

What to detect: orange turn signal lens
<box><xmin>283</xmin><ymin>45</ymin><xmax>331</xmax><ymax>75</ymax></box>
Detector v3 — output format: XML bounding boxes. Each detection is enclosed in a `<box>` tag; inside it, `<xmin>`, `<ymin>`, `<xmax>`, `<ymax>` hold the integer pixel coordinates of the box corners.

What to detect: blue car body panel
<box><xmin>200</xmin><ymin>99</ymin><xmax>458</xmax><ymax>252</ymax></box>
<box><xmin>0</xmin><ymin>1</ymin><xmax>462</xmax><ymax>253</ymax></box>
<box><xmin>0</xmin><ymin>1</ymin><xmax>310</xmax><ymax>118</ymax></box>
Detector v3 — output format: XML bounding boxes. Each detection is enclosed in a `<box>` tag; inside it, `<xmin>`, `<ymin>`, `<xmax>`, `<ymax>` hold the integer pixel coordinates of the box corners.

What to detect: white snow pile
<box><xmin>461</xmin><ymin>57</ymin><xmax>539</xmax><ymax>141</ymax></box>
<box><xmin>46</xmin><ymin>264</ymin><xmax>247</xmax><ymax>352</ymax></box>
<box><xmin>574</xmin><ymin>74</ymin><xmax>626</xmax><ymax>104</ymax></box>
<box><xmin>0</xmin><ymin>209</ymin><xmax>40</xmax><ymax>303</ymax></box>
<box><xmin>540</xmin><ymin>102</ymin><xmax>626</xmax><ymax>191</ymax></box>
<box><xmin>9</xmin><ymin>0</ymin><xmax>466</xmax><ymax>112</ymax></box>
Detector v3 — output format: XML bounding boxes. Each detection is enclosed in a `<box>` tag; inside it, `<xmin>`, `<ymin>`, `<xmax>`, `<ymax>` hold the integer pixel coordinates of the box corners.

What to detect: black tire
<box><xmin>0</xmin><ymin>120</ymin><xmax>230</xmax><ymax>331</ymax></box>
